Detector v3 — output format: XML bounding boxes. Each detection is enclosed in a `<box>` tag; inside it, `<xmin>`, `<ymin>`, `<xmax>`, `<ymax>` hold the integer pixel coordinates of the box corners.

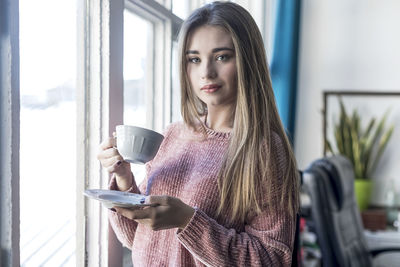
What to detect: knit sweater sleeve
<box><xmin>176</xmin><ymin>133</ymin><xmax>296</xmax><ymax>266</ymax></box>
<box><xmin>108</xmin><ymin>124</ymin><xmax>174</xmax><ymax>249</ymax></box>
<box><xmin>107</xmin><ymin>174</ymin><xmax>141</xmax><ymax>249</ymax></box>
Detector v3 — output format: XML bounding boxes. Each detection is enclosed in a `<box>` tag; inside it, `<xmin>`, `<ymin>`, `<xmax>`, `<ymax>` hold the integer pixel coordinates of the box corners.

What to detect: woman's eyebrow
<box><xmin>185</xmin><ymin>50</ymin><xmax>199</xmax><ymax>55</ymax></box>
<box><xmin>212</xmin><ymin>47</ymin><xmax>234</xmax><ymax>53</ymax></box>
<box><xmin>185</xmin><ymin>47</ymin><xmax>234</xmax><ymax>55</ymax></box>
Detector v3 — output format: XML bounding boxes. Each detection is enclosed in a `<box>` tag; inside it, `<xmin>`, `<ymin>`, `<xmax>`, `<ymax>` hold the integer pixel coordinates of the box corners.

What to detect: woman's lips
<box><xmin>201</xmin><ymin>84</ymin><xmax>221</xmax><ymax>93</ymax></box>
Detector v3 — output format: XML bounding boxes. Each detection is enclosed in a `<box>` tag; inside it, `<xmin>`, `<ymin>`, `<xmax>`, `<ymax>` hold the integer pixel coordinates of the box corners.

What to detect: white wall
<box><xmin>294</xmin><ymin>0</ymin><xmax>400</xmax><ymax>206</ymax></box>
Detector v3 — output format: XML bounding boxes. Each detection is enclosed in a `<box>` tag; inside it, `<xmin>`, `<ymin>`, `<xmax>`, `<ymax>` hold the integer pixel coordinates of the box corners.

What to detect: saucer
<box><xmin>84</xmin><ymin>189</ymin><xmax>149</xmax><ymax>209</ymax></box>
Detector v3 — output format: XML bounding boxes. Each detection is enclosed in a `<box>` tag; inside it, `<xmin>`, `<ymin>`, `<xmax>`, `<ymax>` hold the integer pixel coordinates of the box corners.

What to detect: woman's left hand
<box><xmin>114</xmin><ymin>195</ymin><xmax>195</xmax><ymax>231</ymax></box>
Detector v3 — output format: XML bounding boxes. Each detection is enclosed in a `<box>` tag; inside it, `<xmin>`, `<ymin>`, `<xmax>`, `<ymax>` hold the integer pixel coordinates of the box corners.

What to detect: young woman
<box><xmin>97</xmin><ymin>1</ymin><xmax>299</xmax><ymax>266</ymax></box>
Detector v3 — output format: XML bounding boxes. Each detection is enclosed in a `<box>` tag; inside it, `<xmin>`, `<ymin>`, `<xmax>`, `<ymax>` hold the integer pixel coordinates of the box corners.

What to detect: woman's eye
<box><xmin>216</xmin><ymin>54</ymin><xmax>229</xmax><ymax>61</ymax></box>
<box><xmin>188</xmin><ymin>57</ymin><xmax>200</xmax><ymax>63</ymax></box>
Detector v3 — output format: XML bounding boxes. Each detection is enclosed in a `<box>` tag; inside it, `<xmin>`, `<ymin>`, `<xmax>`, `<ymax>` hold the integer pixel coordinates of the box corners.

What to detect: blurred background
<box><xmin>2</xmin><ymin>0</ymin><xmax>400</xmax><ymax>266</ymax></box>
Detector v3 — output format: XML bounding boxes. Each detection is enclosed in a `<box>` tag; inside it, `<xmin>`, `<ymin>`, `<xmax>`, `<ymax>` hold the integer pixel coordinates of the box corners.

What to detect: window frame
<box><xmin>76</xmin><ymin>0</ymin><xmax>124</xmax><ymax>265</ymax></box>
<box><xmin>124</xmin><ymin>0</ymin><xmax>183</xmax><ymax>131</ymax></box>
<box><xmin>0</xmin><ymin>1</ymin><xmax>272</xmax><ymax>266</ymax></box>
<box><xmin>0</xmin><ymin>0</ymin><xmax>20</xmax><ymax>266</ymax></box>
<box><xmin>77</xmin><ymin>0</ymin><xmax>182</xmax><ymax>266</ymax></box>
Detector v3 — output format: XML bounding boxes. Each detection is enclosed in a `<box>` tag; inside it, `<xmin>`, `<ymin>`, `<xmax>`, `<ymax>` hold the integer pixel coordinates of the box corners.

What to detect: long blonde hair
<box><xmin>178</xmin><ymin>1</ymin><xmax>299</xmax><ymax>223</ymax></box>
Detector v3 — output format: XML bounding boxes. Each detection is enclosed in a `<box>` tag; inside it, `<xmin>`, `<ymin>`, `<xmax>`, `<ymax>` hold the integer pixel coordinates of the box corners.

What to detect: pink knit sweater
<box><xmin>109</xmin><ymin>121</ymin><xmax>296</xmax><ymax>266</ymax></box>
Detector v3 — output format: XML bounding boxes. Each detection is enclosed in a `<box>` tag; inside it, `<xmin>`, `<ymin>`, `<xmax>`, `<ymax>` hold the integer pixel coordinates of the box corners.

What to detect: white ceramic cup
<box><xmin>115</xmin><ymin>125</ymin><xmax>164</xmax><ymax>164</ymax></box>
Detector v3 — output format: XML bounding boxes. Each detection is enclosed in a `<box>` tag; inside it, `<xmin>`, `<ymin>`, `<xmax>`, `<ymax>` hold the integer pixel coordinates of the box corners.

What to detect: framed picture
<box><xmin>323</xmin><ymin>91</ymin><xmax>400</xmax><ymax>206</ymax></box>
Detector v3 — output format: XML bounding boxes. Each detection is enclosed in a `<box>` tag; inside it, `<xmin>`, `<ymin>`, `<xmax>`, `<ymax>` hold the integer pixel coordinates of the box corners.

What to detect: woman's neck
<box><xmin>205</xmin><ymin>105</ymin><xmax>234</xmax><ymax>133</ymax></box>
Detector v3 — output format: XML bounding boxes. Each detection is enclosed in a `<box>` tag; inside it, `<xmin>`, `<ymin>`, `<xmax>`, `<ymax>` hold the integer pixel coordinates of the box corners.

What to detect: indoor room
<box><xmin>1</xmin><ymin>0</ymin><xmax>400</xmax><ymax>266</ymax></box>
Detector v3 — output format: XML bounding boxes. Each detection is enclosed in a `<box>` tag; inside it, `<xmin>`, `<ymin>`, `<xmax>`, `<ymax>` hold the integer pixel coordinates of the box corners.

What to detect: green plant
<box><xmin>325</xmin><ymin>98</ymin><xmax>394</xmax><ymax>179</ymax></box>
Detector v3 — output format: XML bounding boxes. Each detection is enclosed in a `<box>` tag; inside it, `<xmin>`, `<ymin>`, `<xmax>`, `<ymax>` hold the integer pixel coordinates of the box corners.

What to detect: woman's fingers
<box><xmin>114</xmin><ymin>207</ymin><xmax>152</xmax><ymax>220</ymax></box>
<box><xmin>97</xmin><ymin>137</ymin><xmax>118</xmax><ymax>159</ymax></box>
<box><xmin>106</xmin><ymin>159</ymin><xmax>124</xmax><ymax>173</ymax></box>
<box><xmin>114</xmin><ymin>196</ymin><xmax>194</xmax><ymax>230</ymax></box>
<box><xmin>101</xmin><ymin>137</ymin><xmax>115</xmax><ymax>149</ymax></box>
<box><xmin>97</xmin><ymin>145</ymin><xmax>125</xmax><ymax>173</ymax></box>
<box><xmin>146</xmin><ymin>195</ymin><xmax>176</xmax><ymax>206</ymax></box>
<box><xmin>98</xmin><ymin>148</ymin><xmax>122</xmax><ymax>161</ymax></box>
<box><xmin>98</xmin><ymin>151</ymin><xmax>122</xmax><ymax>165</ymax></box>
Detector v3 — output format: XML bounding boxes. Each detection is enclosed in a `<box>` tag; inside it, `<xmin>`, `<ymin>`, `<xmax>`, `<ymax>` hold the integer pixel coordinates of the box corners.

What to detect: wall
<box><xmin>294</xmin><ymin>0</ymin><xmax>400</xmax><ymax>206</ymax></box>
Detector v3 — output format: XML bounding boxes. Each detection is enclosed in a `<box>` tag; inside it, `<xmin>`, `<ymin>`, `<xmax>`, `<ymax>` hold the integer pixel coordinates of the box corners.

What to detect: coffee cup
<box><xmin>115</xmin><ymin>125</ymin><xmax>164</xmax><ymax>164</ymax></box>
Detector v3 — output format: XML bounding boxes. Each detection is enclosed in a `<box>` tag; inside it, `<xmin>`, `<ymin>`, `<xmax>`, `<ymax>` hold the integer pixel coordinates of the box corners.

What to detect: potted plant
<box><xmin>325</xmin><ymin>98</ymin><xmax>394</xmax><ymax>211</ymax></box>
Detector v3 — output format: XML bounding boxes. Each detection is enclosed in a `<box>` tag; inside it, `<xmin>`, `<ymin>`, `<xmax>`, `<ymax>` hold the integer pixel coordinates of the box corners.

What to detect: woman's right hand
<box><xmin>97</xmin><ymin>136</ymin><xmax>133</xmax><ymax>191</ymax></box>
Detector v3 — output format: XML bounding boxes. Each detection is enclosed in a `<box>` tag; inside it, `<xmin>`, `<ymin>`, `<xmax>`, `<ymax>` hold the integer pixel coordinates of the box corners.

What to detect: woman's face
<box><xmin>185</xmin><ymin>25</ymin><xmax>237</xmax><ymax>110</ymax></box>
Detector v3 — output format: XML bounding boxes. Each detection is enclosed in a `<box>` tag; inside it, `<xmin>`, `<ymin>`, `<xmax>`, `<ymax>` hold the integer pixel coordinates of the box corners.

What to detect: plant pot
<box><xmin>354</xmin><ymin>179</ymin><xmax>372</xmax><ymax>211</ymax></box>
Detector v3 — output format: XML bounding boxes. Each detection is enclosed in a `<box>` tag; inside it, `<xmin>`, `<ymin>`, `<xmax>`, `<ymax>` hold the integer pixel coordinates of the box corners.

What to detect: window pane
<box><xmin>172</xmin><ymin>0</ymin><xmax>215</xmax><ymax>19</ymax></box>
<box><xmin>171</xmin><ymin>41</ymin><xmax>181</xmax><ymax>122</ymax></box>
<box><xmin>172</xmin><ymin>0</ymin><xmax>191</xmax><ymax>19</ymax></box>
<box><xmin>155</xmin><ymin>0</ymin><xmax>172</xmax><ymax>10</ymax></box>
<box><xmin>123</xmin><ymin>10</ymin><xmax>153</xmax><ymax>129</ymax></box>
<box><xmin>19</xmin><ymin>0</ymin><xmax>76</xmax><ymax>266</ymax></box>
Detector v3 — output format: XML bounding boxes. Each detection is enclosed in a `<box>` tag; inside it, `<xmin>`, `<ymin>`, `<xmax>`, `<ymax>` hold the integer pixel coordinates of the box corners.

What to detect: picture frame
<box><xmin>323</xmin><ymin>91</ymin><xmax>400</xmax><ymax>156</ymax></box>
<box><xmin>322</xmin><ymin>90</ymin><xmax>400</xmax><ymax>206</ymax></box>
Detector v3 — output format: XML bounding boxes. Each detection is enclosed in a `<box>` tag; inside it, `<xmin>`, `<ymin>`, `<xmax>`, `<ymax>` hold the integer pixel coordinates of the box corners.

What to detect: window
<box><xmin>122</xmin><ymin>10</ymin><xmax>154</xmax><ymax>192</ymax></box>
<box><xmin>19</xmin><ymin>0</ymin><xmax>77</xmax><ymax>266</ymax></box>
<box><xmin>1</xmin><ymin>1</ymin><xmax>274</xmax><ymax>266</ymax></box>
<box><xmin>76</xmin><ymin>0</ymin><xmax>183</xmax><ymax>266</ymax></box>
<box><xmin>123</xmin><ymin>11</ymin><xmax>153</xmax><ymax>129</ymax></box>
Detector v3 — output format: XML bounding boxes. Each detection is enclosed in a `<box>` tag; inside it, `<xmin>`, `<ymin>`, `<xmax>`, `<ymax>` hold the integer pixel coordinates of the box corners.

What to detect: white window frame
<box><xmin>76</xmin><ymin>0</ymin><xmax>182</xmax><ymax>266</ymax></box>
<box><xmin>0</xmin><ymin>0</ymin><xmax>20</xmax><ymax>266</ymax></box>
<box><xmin>76</xmin><ymin>0</ymin><xmax>125</xmax><ymax>265</ymax></box>
<box><xmin>124</xmin><ymin>0</ymin><xmax>183</xmax><ymax>131</ymax></box>
<box><xmin>0</xmin><ymin>1</ymin><xmax>272</xmax><ymax>266</ymax></box>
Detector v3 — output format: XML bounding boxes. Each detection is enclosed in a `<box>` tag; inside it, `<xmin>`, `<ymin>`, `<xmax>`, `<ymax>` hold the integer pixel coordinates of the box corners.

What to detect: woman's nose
<box><xmin>201</xmin><ymin>61</ymin><xmax>217</xmax><ymax>79</ymax></box>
